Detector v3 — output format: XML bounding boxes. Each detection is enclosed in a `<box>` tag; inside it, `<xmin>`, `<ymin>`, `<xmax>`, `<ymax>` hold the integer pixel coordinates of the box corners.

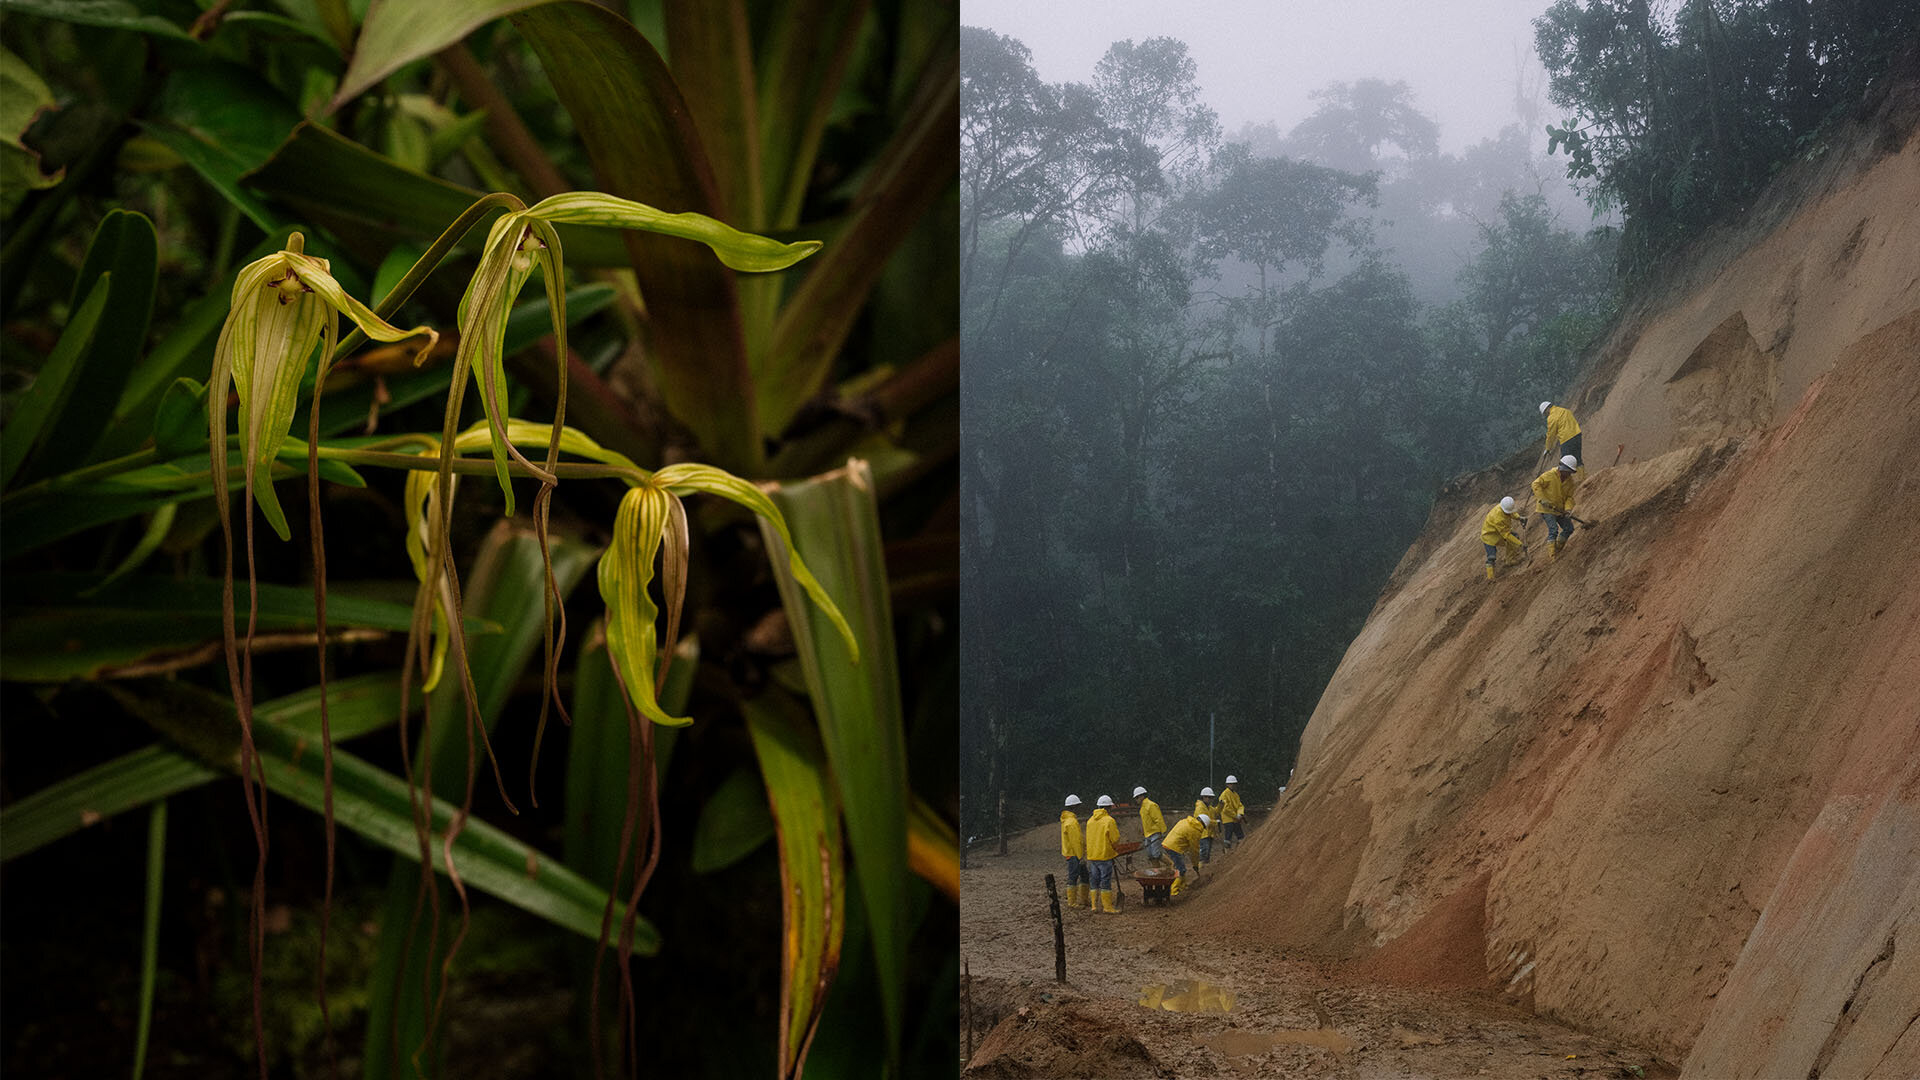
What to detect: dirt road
<box><xmin>960</xmin><ymin>820</ymin><xmax>1676</xmax><ymax>1079</ymax></box>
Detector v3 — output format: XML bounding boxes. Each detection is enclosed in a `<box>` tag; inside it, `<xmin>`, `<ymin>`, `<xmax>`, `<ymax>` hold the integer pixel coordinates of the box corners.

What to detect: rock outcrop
<box><xmin>1197</xmin><ymin>71</ymin><xmax>1920</xmax><ymax>1077</ymax></box>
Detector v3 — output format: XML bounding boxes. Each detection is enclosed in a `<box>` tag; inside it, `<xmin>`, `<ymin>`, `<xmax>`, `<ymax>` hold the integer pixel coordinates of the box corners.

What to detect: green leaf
<box><xmin>759</xmin><ymin>460</ymin><xmax>908</xmax><ymax>1069</ymax></box>
<box><xmin>0</xmin><ymin>45</ymin><xmax>63</xmax><ymax>217</ymax></box>
<box><xmin>333</xmin><ymin>0</ymin><xmax>553</xmax><ymax>107</ymax></box>
<box><xmin>760</xmin><ymin>31</ymin><xmax>957</xmax><ymax>436</ymax></box>
<box><xmin>243</xmin><ymin>122</ymin><xmax>633</xmax><ymax>266</ymax></box>
<box><xmin>0</xmin><ymin>274</ymin><xmax>111</xmax><ymax>490</ymax></box>
<box><xmin>754</xmin><ymin>0</ymin><xmax>871</xmax><ymax>228</ymax></box>
<box><xmin>28</xmin><ymin>210</ymin><xmax>159</xmax><ymax>473</ymax></box>
<box><xmin>0</xmin><ymin>0</ymin><xmax>195</xmax><ymax>41</ymax></box>
<box><xmin>141</xmin><ymin>63</ymin><xmax>304</xmax><ymax>231</ymax></box>
<box><xmin>104</xmin><ymin>678</ymin><xmax>646</xmax><ymax>947</ymax></box>
<box><xmin>0</xmin><ymin>573</ymin><xmax>488</xmax><ymax>682</ymax></box>
<box><xmin>743</xmin><ymin>691</ymin><xmax>846</xmax><ymax>1079</ymax></box>
<box><xmin>528</xmin><ymin>192</ymin><xmax>820</xmax><ymax>273</ymax></box>
<box><xmin>0</xmin><ymin>673</ymin><xmax>408</xmax><ymax>864</ymax></box>
<box><xmin>132</xmin><ymin>800</ymin><xmax>166</xmax><ymax>1080</ymax></box>
<box><xmin>0</xmin><ymin>745</ymin><xmax>215</xmax><ymax>863</ymax></box>
<box><xmin>664</xmin><ymin>1</ymin><xmax>760</xmax><ymax>225</ymax></box>
<box><xmin>152</xmin><ymin>377</ymin><xmax>210</xmax><ymax>458</ymax></box>
<box><xmin>514</xmin><ymin>1</ymin><xmax>763</xmax><ymax>472</ymax></box>
<box><xmin>690</xmin><ymin>765</ymin><xmax>776</xmax><ymax>873</ymax></box>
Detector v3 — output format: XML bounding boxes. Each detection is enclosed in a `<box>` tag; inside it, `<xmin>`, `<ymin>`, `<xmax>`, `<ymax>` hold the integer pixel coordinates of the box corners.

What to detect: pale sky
<box><xmin>962</xmin><ymin>0</ymin><xmax>1562</xmax><ymax>153</ymax></box>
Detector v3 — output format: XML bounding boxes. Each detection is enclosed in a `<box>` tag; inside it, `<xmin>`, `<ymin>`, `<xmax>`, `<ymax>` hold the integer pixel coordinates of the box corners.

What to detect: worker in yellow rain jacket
<box><xmin>1531</xmin><ymin>455</ymin><xmax>1582</xmax><ymax>558</ymax></box>
<box><xmin>1540</xmin><ymin>401</ymin><xmax>1582</xmax><ymax>465</ymax></box>
<box><xmin>1195</xmin><ymin>788</ymin><xmax>1220</xmax><ymax>863</ymax></box>
<box><xmin>1085</xmin><ymin>795</ymin><xmax>1123</xmax><ymax>914</ymax></box>
<box><xmin>1219</xmin><ymin>776</ymin><xmax>1245</xmax><ymax>847</ymax></box>
<box><xmin>1481</xmin><ymin>496</ymin><xmax>1525</xmax><ymax>581</ymax></box>
<box><xmin>1060</xmin><ymin>795</ymin><xmax>1088</xmax><ymax>909</ymax></box>
<box><xmin>1161</xmin><ymin>814</ymin><xmax>1208</xmax><ymax>896</ymax></box>
<box><xmin>1133</xmin><ymin>785</ymin><xmax>1166</xmax><ymax>866</ymax></box>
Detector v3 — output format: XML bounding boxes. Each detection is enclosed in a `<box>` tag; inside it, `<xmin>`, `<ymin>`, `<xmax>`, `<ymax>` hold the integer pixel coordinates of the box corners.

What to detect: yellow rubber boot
<box><xmin>1076</xmin><ymin>884</ymin><xmax>1091</xmax><ymax>910</ymax></box>
<box><xmin>1170</xmin><ymin>874</ymin><xmax>1185</xmax><ymax>898</ymax></box>
<box><xmin>1104</xmin><ymin>889</ymin><xmax>1119</xmax><ymax>913</ymax></box>
<box><xmin>1485</xmin><ymin>565</ymin><xmax>1495</xmax><ymax>581</ymax></box>
<box><xmin>1066</xmin><ymin>883</ymin><xmax>1082</xmax><ymax>908</ymax></box>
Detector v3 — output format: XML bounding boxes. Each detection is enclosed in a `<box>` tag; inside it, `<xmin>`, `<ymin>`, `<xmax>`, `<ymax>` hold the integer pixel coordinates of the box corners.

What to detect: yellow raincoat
<box><xmin>1060</xmin><ymin>811</ymin><xmax>1083</xmax><ymax>859</ymax></box>
<box><xmin>1085</xmin><ymin>808</ymin><xmax>1120</xmax><ymax>860</ymax></box>
<box><xmin>1481</xmin><ymin>504</ymin><xmax>1521</xmax><ymax>547</ymax></box>
<box><xmin>1531</xmin><ymin>467</ymin><xmax>1580</xmax><ymax>515</ymax></box>
<box><xmin>1194</xmin><ymin>799</ymin><xmax>1219</xmax><ymax>837</ymax></box>
<box><xmin>1543</xmin><ymin>405</ymin><xmax>1580</xmax><ymax>455</ymax></box>
<box><xmin>1138</xmin><ymin>796</ymin><xmax>1166</xmax><ymax>838</ymax></box>
<box><xmin>1219</xmin><ymin>787</ymin><xmax>1244</xmax><ymax>822</ymax></box>
<box><xmin>1163</xmin><ymin>815</ymin><xmax>1204</xmax><ymax>855</ymax></box>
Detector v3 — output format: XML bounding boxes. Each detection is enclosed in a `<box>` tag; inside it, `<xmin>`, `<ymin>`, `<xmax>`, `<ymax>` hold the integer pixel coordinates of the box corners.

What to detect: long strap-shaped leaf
<box><xmin>98</xmin><ymin>679</ymin><xmax>651</xmax><ymax>947</ymax></box>
<box><xmin>513</xmin><ymin>2</ymin><xmax>763</xmax><ymax>473</ymax></box>
<box><xmin>743</xmin><ymin>691</ymin><xmax>847</xmax><ymax>1080</ymax></box>
<box><xmin>759</xmin><ymin>459</ymin><xmax>908</xmax><ymax>1070</ymax></box>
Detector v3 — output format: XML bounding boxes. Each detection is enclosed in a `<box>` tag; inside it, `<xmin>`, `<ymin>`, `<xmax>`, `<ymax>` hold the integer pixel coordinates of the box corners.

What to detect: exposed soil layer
<box><xmin>1192</xmin><ymin>75</ymin><xmax>1920</xmax><ymax>1080</ymax></box>
<box><xmin>961</xmin><ymin>823</ymin><xmax>1677</xmax><ymax>1079</ymax></box>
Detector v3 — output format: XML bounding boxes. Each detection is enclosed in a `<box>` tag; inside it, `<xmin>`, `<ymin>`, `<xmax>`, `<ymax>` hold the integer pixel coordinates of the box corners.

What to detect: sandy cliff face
<box><xmin>1198</xmin><ymin>80</ymin><xmax>1920</xmax><ymax>1076</ymax></box>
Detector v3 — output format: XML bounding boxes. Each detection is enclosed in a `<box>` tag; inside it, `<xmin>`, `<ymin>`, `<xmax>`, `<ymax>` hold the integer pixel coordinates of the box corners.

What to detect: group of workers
<box><xmin>1482</xmin><ymin>401</ymin><xmax>1587</xmax><ymax>580</ymax></box>
<box><xmin>1058</xmin><ymin>777</ymin><xmax>1247</xmax><ymax>912</ymax></box>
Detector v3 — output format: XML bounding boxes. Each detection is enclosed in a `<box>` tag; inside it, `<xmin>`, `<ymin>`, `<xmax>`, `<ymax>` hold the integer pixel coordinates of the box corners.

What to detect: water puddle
<box><xmin>1199</xmin><ymin>1028</ymin><xmax>1357</xmax><ymax>1056</ymax></box>
<box><xmin>1137</xmin><ymin>979</ymin><xmax>1235</xmax><ymax>1014</ymax></box>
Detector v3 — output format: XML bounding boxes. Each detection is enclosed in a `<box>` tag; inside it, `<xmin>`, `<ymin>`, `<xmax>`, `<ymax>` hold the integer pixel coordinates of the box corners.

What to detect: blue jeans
<box><xmin>1545</xmin><ymin>514</ymin><xmax>1574</xmax><ymax>541</ymax></box>
<box><xmin>1144</xmin><ymin>832</ymin><xmax>1164</xmax><ymax>862</ymax></box>
<box><xmin>1223</xmin><ymin>821</ymin><xmax>1244</xmax><ymax>843</ymax></box>
<box><xmin>1064</xmin><ymin>856</ymin><xmax>1086</xmax><ymax>888</ymax></box>
<box><xmin>1199</xmin><ymin>836</ymin><xmax>1212</xmax><ymax>863</ymax></box>
<box><xmin>1166</xmin><ymin>850</ymin><xmax>1187</xmax><ymax>875</ymax></box>
<box><xmin>1088</xmin><ymin>859</ymin><xmax>1115</xmax><ymax>891</ymax></box>
<box><xmin>1558</xmin><ymin>433</ymin><xmax>1582</xmax><ymax>464</ymax></box>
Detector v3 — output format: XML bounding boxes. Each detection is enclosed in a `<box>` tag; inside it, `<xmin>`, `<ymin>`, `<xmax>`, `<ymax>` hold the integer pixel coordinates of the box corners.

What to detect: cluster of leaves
<box><xmin>1</xmin><ymin>2</ymin><xmax>957</xmax><ymax>1079</ymax></box>
<box><xmin>1536</xmin><ymin>0</ymin><xmax>1920</xmax><ymax>275</ymax></box>
<box><xmin>958</xmin><ymin>29</ymin><xmax>1617</xmax><ymax>836</ymax></box>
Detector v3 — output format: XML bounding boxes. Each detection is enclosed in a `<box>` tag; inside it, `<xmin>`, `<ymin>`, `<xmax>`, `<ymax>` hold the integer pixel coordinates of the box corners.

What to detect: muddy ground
<box><xmin>960</xmin><ymin>819</ymin><xmax>1677</xmax><ymax>1079</ymax></box>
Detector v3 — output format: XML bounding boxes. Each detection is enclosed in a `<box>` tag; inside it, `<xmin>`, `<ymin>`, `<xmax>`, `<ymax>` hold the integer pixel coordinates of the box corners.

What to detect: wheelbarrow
<box><xmin>1133</xmin><ymin>867</ymin><xmax>1179</xmax><ymax>905</ymax></box>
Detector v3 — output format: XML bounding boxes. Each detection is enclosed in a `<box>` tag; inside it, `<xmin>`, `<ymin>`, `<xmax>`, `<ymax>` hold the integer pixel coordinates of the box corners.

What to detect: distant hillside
<box><xmin>1194</xmin><ymin>69</ymin><xmax>1920</xmax><ymax>1078</ymax></box>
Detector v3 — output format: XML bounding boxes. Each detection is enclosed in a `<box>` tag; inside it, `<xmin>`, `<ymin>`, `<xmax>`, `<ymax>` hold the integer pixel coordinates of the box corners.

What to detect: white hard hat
<box><xmin>1224</xmin><ymin>775</ymin><xmax>1238</xmax><ymax>784</ymax></box>
<box><xmin>1559</xmin><ymin>455</ymin><xmax>1579</xmax><ymax>470</ymax></box>
<box><xmin>1500</xmin><ymin>496</ymin><xmax>1516</xmax><ymax>513</ymax></box>
<box><xmin>1064</xmin><ymin>794</ymin><xmax>1081</xmax><ymax>807</ymax></box>
<box><xmin>1096</xmin><ymin>795</ymin><xmax>1113</xmax><ymax>807</ymax></box>
<box><xmin>1132</xmin><ymin>786</ymin><xmax>1147</xmax><ymax>798</ymax></box>
<box><xmin>1540</xmin><ymin>401</ymin><xmax>1552</xmax><ymax>414</ymax></box>
<box><xmin>1200</xmin><ymin>787</ymin><xmax>1215</xmax><ymax>798</ymax></box>
<box><xmin>1198</xmin><ymin>814</ymin><xmax>1211</xmax><ymax>826</ymax></box>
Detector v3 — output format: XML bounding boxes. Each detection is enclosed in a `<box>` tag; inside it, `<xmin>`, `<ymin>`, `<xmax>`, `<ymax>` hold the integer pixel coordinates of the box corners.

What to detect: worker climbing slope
<box><xmin>1481</xmin><ymin>496</ymin><xmax>1525</xmax><ymax>580</ymax></box>
<box><xmin>1161</xmin><ymin>813</ymin><xmax>1209</xmax><ymax>897</ymax></box>
<box><xmin>1540</xmin><ymin>400</ymin><xmax>1582</xmax><ymax>466</ymax></box>
<box><xmin>1531</xmin><ymin>455</ymin><xmax>1583</xmax><ymax>558</ymax></box>
<box><xmin>1135</xmin><ymin>785</ymin><xmax>1166</xmax><ymax>866</ymax></box>
<box><xmin>1060</xmin><ymin>795</ymin><xmax>1087</xmax><ymax>909</ymax></box>
<box><xmin>1086</xmin><ymin>796</ymin><xmax>1122</xmax><ymax>914</ymax></box>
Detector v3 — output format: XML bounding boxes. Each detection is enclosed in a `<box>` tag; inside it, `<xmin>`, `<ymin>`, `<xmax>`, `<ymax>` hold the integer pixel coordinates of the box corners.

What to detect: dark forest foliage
<box><xmin>1538</xmin><ymin>0</ymin><xmax>1920</xmax><ymax>274</ymax></box>
<box><xmin>960</xmin><ymin>28</ymin><xmax>1616</xmax><ymax>838</ymax></box>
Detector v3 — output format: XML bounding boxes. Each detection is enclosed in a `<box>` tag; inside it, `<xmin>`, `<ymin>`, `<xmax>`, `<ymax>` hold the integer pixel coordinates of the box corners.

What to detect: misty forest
<box><xmin>958</xmin><ymin>0</ymin><xmax>1917</xmax><ymax>838</ymax></box>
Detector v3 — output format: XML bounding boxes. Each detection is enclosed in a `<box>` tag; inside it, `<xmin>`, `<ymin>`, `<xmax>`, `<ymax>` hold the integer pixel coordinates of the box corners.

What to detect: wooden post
<box><xmin>997</xmin><ymin>790</ymin><xmax>1009</xmax><ymax>856</ymax></box>
<box><xmin>962</xmin><ymin>957</ymin><xmax>973</xmax><ymax>1062</ymax></box>
<box><xmin>1044</xmin><ymin>873</ymin><xmax>1066</xmax><ymax>984</ymax></box>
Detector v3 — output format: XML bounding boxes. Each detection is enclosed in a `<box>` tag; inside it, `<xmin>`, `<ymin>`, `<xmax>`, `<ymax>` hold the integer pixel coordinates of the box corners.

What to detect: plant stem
<box><xmin>0</xmin><ymin>447</ymin><xmax>159</xmax><ymax>503</ymax></box>
<box><xmin>316</xmin><ymin>447</ymin><xmax>646</xmax><ymax>485</ymax></box>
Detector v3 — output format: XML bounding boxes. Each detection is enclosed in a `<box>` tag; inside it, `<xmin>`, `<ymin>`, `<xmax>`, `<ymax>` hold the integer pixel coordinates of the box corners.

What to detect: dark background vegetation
<box><xmin>957</xmin><ymin>1</ymin><xmax>1918</xmax><ymax>839</ymax></box>
<box><xmin>1</xmin><ymin>1</ymin><xmax>958</xmax><ymax>1078</ymax></box>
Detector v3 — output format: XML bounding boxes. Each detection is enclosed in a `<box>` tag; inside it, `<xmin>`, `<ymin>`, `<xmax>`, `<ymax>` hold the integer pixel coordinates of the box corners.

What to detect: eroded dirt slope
<box><xmin>1194</xmin><ymin>76</ymin><xmax>1920</xmax><ymax>1078</ymax></box>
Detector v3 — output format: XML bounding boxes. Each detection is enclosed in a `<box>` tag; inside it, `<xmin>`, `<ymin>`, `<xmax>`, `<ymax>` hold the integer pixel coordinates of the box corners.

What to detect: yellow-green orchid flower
<box><xmin>209</xmin><ymin>233</ymin><xmax>437</xmax><ymax>539</ymax></box>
